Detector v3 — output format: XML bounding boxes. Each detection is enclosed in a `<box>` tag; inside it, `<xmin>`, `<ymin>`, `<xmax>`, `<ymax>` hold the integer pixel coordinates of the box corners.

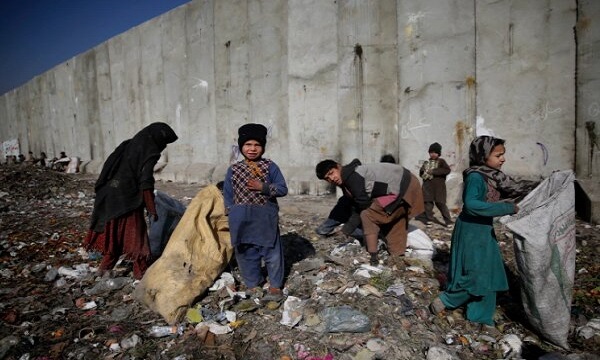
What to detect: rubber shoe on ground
<box><xmin>262</xmin><ymin>288</ymin><xmax>284</xmax><ymax>303</ymax></box>
<box><xmin>429</xmin><ymin>296</ymin><xmax>446</xmax><ymax>315</ymax></box>
<box><xmin>369</xmin><ymin>253</ymin><xmax>379</xmax><ymax>266</ymax></box>
<box><xmin>478</xmin><ymin>323</ymin><xmax>501</xmax><ymax>338</ymax></box>
<box><xmin>316</xmin><ymin>219</ymin><xmax>342</xmax><ymax>236</ymax></box>
<box><xmin>246</xmin><ymin>287</ymin><xmax>264</xmax><ymax>300</ymax></box>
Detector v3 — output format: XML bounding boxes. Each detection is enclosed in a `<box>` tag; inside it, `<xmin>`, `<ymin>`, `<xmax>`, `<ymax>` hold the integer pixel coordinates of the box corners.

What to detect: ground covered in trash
<box><xmin>0</xmin><ymin>165</ymin><xmax>599</xmax><ymax>360</ymax></box>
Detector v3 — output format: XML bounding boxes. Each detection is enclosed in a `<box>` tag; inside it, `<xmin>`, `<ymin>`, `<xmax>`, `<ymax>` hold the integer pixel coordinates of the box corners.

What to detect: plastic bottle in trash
<box><xmin>84</xmin><ymin>277</ymin><xmax>131</xmax><ymax>296</ymax></box>
<box><xmin>148</xmin><ymin>325</ymin><xmax>182</xmax><ymax>338</ymax></box>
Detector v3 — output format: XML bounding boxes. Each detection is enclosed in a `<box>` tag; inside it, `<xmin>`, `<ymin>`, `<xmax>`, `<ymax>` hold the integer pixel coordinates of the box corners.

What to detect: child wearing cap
<box><xmin>223</xmin><ymin>123</ymin><xmax>288</xmax><ymax>302</ymax></box>
<box><xmin>419</xmin><ymin>142</ymin><xmax>452</xmax><ymax>226</ymax></box>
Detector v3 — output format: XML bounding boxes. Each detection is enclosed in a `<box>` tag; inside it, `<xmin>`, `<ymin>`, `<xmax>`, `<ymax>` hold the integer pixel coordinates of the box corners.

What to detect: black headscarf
<box><xmin>90</xmin><ymin>122</ymin><xmax>178</xmax><ymax>232</ymax></box>
<box><xmin>464</xmin><ymin>135</ymin><xmax>535</xmax><ymax>201</ymax></box>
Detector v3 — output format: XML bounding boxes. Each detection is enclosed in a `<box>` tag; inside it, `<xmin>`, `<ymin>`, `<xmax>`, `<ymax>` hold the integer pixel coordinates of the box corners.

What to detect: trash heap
<box><xmin>0</xmin><ymin>165</ymin><xmax>599</xmax><ymax>360</ymax></box>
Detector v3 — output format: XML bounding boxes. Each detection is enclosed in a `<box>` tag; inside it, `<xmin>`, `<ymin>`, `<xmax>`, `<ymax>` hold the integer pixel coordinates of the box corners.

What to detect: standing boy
<box><xmin>224</xmin><ymin>123</ymin><xmax>288</xmax><ymax>302</ymax></box>
<box><xmin>315</xmin><ymin>159</ymin><xmax>424</xmax><ymax>266</ymax></box>
<box><xmin>419</xmin><ymin>142</ymin><xmax>452</xmax><ymax>226</ymax></box>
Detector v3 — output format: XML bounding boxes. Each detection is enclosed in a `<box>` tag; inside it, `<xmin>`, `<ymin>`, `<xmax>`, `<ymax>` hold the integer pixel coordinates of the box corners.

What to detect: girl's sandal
<box><xmin>429</xmin><ymin>296</ymin><xmax>445</xmax><ymax>315</ymax></box>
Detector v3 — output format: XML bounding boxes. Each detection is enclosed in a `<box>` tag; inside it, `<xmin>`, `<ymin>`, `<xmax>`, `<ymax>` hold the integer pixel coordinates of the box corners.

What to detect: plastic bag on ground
<box><xmin>406</xmin><ymin>226</ymin><xmax>434</xmax><ymax>259</ymax></box>
<box><xmin>280</xmin><ymin>296</ymin><xmax>303</xmax><ymax>327</ymax></box>
<box><xmin>500</xmin><ymin>170</ymin><xmax>576</xmax><ymax>349</ymax></box>
<box><xmin>321</xmin><ymin>306</ymin><xmax>371</xmax><ymax>333</ymax></box>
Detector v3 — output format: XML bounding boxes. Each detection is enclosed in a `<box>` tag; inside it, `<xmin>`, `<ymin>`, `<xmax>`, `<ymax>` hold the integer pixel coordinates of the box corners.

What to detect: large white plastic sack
<box><xmin>500</xmin><ymin>170</ymin><xmax>576</xmax><ymax>349</ymax></box>
<box><xmin>405</xmin><ymin>227</ymin><xmax>434</xmax><ymax>259</ymax></box>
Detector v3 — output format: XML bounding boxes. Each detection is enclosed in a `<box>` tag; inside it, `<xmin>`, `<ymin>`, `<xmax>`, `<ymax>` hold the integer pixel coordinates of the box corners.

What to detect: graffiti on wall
<box><xmin>2</xmin><ymin>139</ymin><xmax>20</xmax><ymax>158</ymax></box>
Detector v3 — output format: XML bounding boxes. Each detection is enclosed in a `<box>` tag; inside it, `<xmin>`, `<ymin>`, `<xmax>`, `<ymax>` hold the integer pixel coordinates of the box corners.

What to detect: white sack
<box><xmin>500</xmin><ymin>170</ymin><xmax>576</xmax><ymax>349</ymax></box>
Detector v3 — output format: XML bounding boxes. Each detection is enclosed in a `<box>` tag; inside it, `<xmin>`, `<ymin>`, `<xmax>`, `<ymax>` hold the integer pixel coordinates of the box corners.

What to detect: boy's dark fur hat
<box><xmin>238</xmin><ymin>123</ymin><xmax>267</xmax><ymax>150</ymax></box>
<box><xmin>428</xmin><ymin>142</ymin><xmax>442</xmax><ymax>155</ymax></box>
<box><xmin>316</xmin><ymin>159</ymin><xmax>338</xmax><ymax>180</ymax></box>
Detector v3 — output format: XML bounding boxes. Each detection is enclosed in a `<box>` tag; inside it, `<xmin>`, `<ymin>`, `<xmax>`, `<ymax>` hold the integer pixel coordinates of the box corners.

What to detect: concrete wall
<box><xmin>577</xmin><ymin>0</ymin><xmax>600</xmax><ymax>179</ymax></box>
<box><xmin>0</xmin><ymin>0</ymin><xmax>595</xmax><ymax>209</ymax></box>
<box><xmin>575</xmin><ymin>0</ymin><xmax>600</xmax><ymax>223</ymax></box>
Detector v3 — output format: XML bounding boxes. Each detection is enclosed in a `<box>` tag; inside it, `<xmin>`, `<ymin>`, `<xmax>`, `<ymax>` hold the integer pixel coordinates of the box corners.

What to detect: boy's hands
<box><xmin>247</xmin><ymin>178</ymin><xmax>263</xmax><ymax>191</ymax></box>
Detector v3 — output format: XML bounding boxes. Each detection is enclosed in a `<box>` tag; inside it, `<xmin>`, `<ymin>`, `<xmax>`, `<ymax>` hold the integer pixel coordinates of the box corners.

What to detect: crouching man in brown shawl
<box><xmin>84</xmin><ymin>122</ymin><xmax>178</xmax><ymax>279</ymax></box>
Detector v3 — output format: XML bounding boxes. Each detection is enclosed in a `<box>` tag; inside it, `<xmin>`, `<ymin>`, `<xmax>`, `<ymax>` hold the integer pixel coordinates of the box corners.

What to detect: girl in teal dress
<box><xmin>430</xmin><ymin>136</ymin><xmax>520</xmax><ymax>326</ymax></box>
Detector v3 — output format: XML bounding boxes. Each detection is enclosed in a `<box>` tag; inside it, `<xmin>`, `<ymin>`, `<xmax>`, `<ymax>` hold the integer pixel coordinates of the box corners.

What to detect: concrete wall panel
<box><xmin>185</xmin><ymin>0</ymin><xmax>217</xmax><ymax>165</ymax></box>
<box><xmin>50</xmin><ymin>61</ymin><xmax>77</xmax><ymax>158</ymax></box>
<box><xmin>214</xmin><ymin>0</ymin><xmax>251</xmax><ymax>164</ymax></box>
<box><xmin>288</xmin><ymin>0</ymin><xmax>338</xmax><ymax>166</ymax></box>
<box><xmin>92</xmin><ymin>43</ymin><xmax>113</xmax><ymax>162</ymax></box>
<box><xmin>477</xmin><ymin>0</ymin><xmax>576</xmax><ymax>178</ymax></box>
<box><xmin>106</xmin><ymin>35</ymin><xmax>128</xmax><ymax>157</ymax></box>
<box><xmin>245</xmin><ymin>0</ymin><xmax>288</xmax><ymax>166</ymax></box>
<box><xmin>72</xmin><ymin>50</ymin><xmax>97</xmax><ymax>161</ymax></box>
<box><xmin>338</xmin><ymin>0</ymin><xmax>398</xmax><ymax>164</ymax></box>
<box><xmin>577</xmin><ymin>0</ymin><xmax>600</xmax><ymax>178</ymax></box>
<box><xmin>139</xmin><ymin>20</ymin><xmax>166</xmax><ymax>131</ymax></box>
<box><xmin>397</xmin><ymin>0</ymin><xmax>475</xmax><ymax>185</ymax></box>
<box><xmin>162</xmin><ymin>7</ymin><xmax>190</xmax><ymax>169</ymax></box>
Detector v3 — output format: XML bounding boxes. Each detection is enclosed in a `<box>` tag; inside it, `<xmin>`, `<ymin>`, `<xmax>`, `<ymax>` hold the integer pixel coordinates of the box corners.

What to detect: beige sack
<box><xmin>134</xmin><ymin>185</ymin><xmax>232</xmax><ymax>324</ymax></box>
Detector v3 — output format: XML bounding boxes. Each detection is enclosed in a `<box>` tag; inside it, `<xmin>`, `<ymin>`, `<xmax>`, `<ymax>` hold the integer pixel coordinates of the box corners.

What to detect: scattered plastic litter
<box><xmin>321</xmin><ymin>306</ymin><xmax>371</xmax><ymax>333</ymax></box>
<box><xmin>148</xmin><ymin>325</ymin><xmax>183</xmax><ymax>338</ymax></box>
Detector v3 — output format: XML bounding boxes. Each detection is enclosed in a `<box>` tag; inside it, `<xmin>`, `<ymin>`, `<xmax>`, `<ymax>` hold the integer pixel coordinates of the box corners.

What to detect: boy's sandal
<box><xmin>262</xmin><ymin>288</ymin><xmax>284</xmax><ymax>303</ymax></box>
<box><xmin>246</xmin><ymin>287</ymin><xmax>264</xmax><ymax>300</ymax></box>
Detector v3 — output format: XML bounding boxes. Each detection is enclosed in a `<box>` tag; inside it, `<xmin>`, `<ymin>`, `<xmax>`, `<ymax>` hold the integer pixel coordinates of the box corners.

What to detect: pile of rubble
<box><xmin>0</xmin><ymin>164</ymin><xmax>598</xmax><ymax>360</ymax></box>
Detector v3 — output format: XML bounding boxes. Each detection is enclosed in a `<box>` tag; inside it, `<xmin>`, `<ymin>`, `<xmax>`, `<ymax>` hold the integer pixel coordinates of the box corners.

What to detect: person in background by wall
<box><xmin>315</xmin><ymin>153</ymin><xmax>397</xmax><ymax>238</ymax></box>
<box><xmin>53</xmin><ymin>151</ymin><xmax>70</xmax><ymax>171</ymax></box>
<box><xmin>24</xmin><ymin>151</ymin><xmax>36</xmax><ymax>165</ymax></box>
<box><xmin>315</xmin><ymin>158</ymin><xmax>424</xmax><ymax>266</ymax></box>
<box><xmin>429</xmin><ymin>136</ymin><xmax>523</xmax><ymax>328</ymax></box>
<box><xmin>417</xmin><ymin>142</ymin><xmax>453</xmax><ymax>227</ymax></box>
<box><xmin>223</xmin><ymin>123</ymin><xmax>288</xmax><ymax>302</ymax></box>
<box><xmin>6</xmin><ymin>155</ymin><xmax>17</xmax><ymax>165</ymax></box>
<box><xmin>84</xmin><ymin>122</ymin><xmax>178</xmax><ymax>279</ymax></box>
<box><xmin>38</xmin><ymin>152</ymin><xmax>47</xmax><ymax>167</ymax></box>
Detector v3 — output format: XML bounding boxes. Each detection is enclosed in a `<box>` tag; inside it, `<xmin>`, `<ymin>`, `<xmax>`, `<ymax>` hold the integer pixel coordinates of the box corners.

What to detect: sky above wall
<box><xmin>0</xmin><ymin>0</ymin><xmax>191</xmax><ymax>95</ymax></box>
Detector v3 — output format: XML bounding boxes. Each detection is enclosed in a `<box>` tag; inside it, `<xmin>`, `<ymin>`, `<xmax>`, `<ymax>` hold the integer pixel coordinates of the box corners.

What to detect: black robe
<box><xmin>89</xmin><ymin>122</ymin><xmax>178</xmax><ymax>232</ymax></box>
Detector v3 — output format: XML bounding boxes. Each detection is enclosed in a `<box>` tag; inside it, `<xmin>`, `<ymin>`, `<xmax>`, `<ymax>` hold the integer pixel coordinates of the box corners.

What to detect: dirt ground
<box><xmin>0</xmin><ymin>165</ymin><xmax>599</xmax><ymax>360</ymax></box>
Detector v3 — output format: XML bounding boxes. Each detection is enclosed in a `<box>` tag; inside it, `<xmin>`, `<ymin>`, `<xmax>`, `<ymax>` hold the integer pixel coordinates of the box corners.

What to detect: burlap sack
<box><xmin>134</xmin><ymin>185</ymin><xmax>232</xmax><ymax>324</ymax></box>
